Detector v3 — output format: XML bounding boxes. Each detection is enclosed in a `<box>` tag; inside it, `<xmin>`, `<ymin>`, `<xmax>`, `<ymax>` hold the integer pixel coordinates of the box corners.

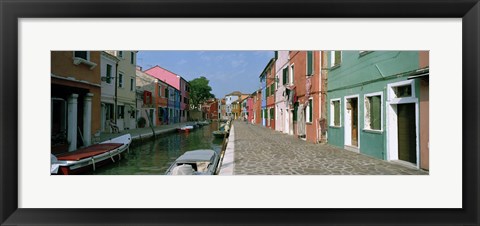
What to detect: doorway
<box><xmin>344</xmin><ymin>96</ymin><xmax>359</xmax><ymax>149</ymax></box>
<box><xmin>397</xmin><ymin>103</ymin><xmax>416</xmax><ymax>164</ymax></box>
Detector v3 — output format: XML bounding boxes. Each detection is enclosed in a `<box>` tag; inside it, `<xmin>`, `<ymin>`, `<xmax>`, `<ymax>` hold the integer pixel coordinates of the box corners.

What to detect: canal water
<box><xmin>89</xmin><ymin>121</ymin><xmax>224</xmax><ymax>175</ymax></box>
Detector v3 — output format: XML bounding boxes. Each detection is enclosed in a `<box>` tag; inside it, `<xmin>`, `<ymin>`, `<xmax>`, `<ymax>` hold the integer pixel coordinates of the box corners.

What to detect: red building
<box><xmin>266</xmin><ymin>59</ymin><xmax>276</xmax><ymax>130</ymax></box>
<box><xmin>253</xmin><ymin>89</ymin><xmax>262</xmax><ymax>125</ymax></box>
<box><xmin>201</xmin><ymin>98</ymin><xmax>218</xmax><ymax>120</ymax></box>
<box><xmin>289</xmin><ymin>51</ymin><xmax>326</xmax><ymax>143</ymax></box>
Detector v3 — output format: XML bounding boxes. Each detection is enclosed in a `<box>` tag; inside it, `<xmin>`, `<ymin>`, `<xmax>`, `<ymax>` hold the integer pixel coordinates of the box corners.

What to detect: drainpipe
<box><xmin>114</xmin><ymin>61</ymin><xmax>119</xmax><ymax>124</ymax></box>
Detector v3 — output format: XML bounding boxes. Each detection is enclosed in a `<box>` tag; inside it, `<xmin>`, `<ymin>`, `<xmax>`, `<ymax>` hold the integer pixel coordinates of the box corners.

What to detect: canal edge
<box><xmin>219</xmin><ymin>125</ymin><xmax>235</xmax><ymax>175</ymax></box>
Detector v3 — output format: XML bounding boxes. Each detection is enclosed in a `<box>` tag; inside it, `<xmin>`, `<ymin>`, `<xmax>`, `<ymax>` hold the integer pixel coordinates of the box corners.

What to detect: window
<box><xmin>165</xmin><ymin>88</ymin><xmax>169</xmax><ymax>98</ymax></box>
<box><xmin>184</xmin><ymin>97</ymin><xmax>187</xmax><ymax>104</ymax></box>
<box><xmin>393</xmin><ymin>85</ymin><xmax>412</xmax><ymax>98</ymax></box>
<box><xmin>118</xmin><ymin>51</ymin><xmax>123</xmax><ymax>58</ymax></box>
<box><xmin>330</xmin><ymin>51</ymin><xmax>342</xmax><ymax>67</ymax></box>
<box><xmin>158</xmin><ymin>107</ymin><xmax>163</xmax><ymax>119</ymax></box>
<box><xmin>269</xmin><ymin>108</ymin><xmax>274</xmax><ymax>119</ymax></box>
<box><xmin>130</xmin><ymin>78</ymin><xmax>134</xmax><ymax>91</ymax></box>
<box><xmin>364</xmin><ymin>93</ymin><xmax>382</xmax><ymax>131</ymax></box>
<box><xmin>118</xmin><ymin>73</ymin><xmax>124</xmax><ymax>87</ymax></box>
<box><xmin>330</xmin><ymin>99</ymin><xmax>341</xmax><ymax>126</ymax></box>
<box><xmin>290</xmin><ymin>65</ymin><xmax>295</xmax><ymax>85</ymax></box>
<box><xmin>158</xmin><ymin>86</ymin><xmax>162</xmax><ymax>97</ymax></box>
<box><xmin>266</xmin><ymin>87</ymin><xmax>269</xmax><ymax>97</ymax></box>
<box><xmin>74</xmin><ymin>51</ymin><xmax>88</xmax><ymax>60</ymax></box>
<box><xmin>130</xmin><ymin>52</ymin><xmax>135</xmax><ymax>64</ymax></box>
<box><xmin>270</xmin><ymin>83</ymin><xmax>275</xmax><ymax>96</ymax></box>
<box><xmin>117</xmin><ymin>106</ymin><xmax>125</xmax><ymax>119</ymax></box>
<box><xmin>282</xmin><ymin>67</ymin><xmax>289</xmax><ymax>85</ymax></box>
<box><xmin>306</xmin><ymin>98</ymin><xmax>313</xmax><ymax>123</ymax></box>
<box><xmin>306</xmin><ymin>51</ymin><xmax>314</xmax><ymax>76</ymax></box>
<box><xmin>106</xmin><ymin>64</ymin><xmax>112</xmax><ymax>84</ymax></box>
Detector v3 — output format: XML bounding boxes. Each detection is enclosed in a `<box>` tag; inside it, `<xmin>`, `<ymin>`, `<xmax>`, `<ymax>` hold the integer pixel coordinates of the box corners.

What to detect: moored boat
<box><xmin>178</xmin><ymin>125</ymin><xmax>194</xmax><ymax>132</ymax></box>
<box><xmin>165</xmin><ymin>149</ymin><xmax>220</xmax><ymax>175</ymax></box>
<box><xmin>212</xmin><ymin>130</ymin><xmax>228</xmax><ymax>139</ymax></box>
<box><xmin>51</xmin><ymin>133</ymin><xmax>132</xmax><ymax>175</ymax></box>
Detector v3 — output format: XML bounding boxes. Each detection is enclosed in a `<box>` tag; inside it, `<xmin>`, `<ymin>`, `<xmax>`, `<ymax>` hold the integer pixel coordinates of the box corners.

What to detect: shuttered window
<box><xmin>270</xmin><ymin>108</ymin><xmax>274</xmax><ymax>119</ymax></box>
<box><xmin>282</xmin><ymin>67</ymin><xmax>288</xmax><ymax>85</ymax></box>
<box><xmin>307</xmin><ymin>99</ymin><xmax>313</xmax><ymax>123</ymax></box>
<box><xmin>334</xmin><ymin>51</ymin><xmax>342</xmax><ymax>66</ymax></box>
<box><xmin>307</xmin><ymin>51</ymin><xmax>314</xmax><ymax>76</ymax></box>
<box><xmin>266</xmin><ymin>87</ymin><xmax>269</xmax><ymax>97</ymax></box>
<box><xmin>331</xmin><ymin>100</ymin><xmax>340</xmax><ymax>126</ymax></box>
<box><xmin>365</xmin><ymin>95</ymin><xmax>382</xmax><ymax>130</ymax></box>
<box><xmin>270</xmin><ymin>84</ymin><xmax>275</xmax><ymax>96</ymax></box>
<box><xmin>106</xmin><ymin>64</ymin><xmax>112</xmax><ymax>84</ymax></box>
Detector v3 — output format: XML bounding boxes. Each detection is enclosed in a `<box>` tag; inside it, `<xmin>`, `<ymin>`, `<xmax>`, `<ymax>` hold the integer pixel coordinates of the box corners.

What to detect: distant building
<box><xmin>179</xmin><ymin>77</ymin><xmax>190</xmax><ymax>122</ymax></box>
<box><xmin>51</xmin><ymin>51</ymin><xmax>102</xmax><ymax>153</ymax></box>
<box><xmin>259</xmin><ymin>58</ymin><xmax>275</xmax><ymax>127</ymax></box>
<box><xmin>135</xmin><ymin>67</ymin><xmax>157</xmax><ymax>128</ymax></box>
<box><xmin>253</xmin><ymin>90</ymin><xmax>262</xmax><ymax>125</ymax></box>
<box><xmin>265</xmin><ymin>57</ymin><xmax>276</xmax><ymax>130</ymax></box>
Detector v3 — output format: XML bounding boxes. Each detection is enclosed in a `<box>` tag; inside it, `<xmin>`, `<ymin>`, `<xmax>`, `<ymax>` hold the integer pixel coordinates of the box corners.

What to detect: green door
<box><xmin>397</xmin><ymin>103</ymin><xmax>416</xmax><ymax>164</ymax></box>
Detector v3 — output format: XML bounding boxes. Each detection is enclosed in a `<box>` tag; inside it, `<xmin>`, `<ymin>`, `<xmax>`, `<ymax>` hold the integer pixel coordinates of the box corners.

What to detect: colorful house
<box><xmin>274</xmin><ymin>51</ymin><xmax>291</xmax><ymax>134</ymax></box>
<box><xmin>326</xmin><ymin>51</ymin><xmax>429</xmax><ymax>169</ymax></box>
<box><xmin>135</xmin><ymin>67</ymin><xmax>157</xmax><ymax>127</ymax></box>
<box><xmin>259</xmin><ymin>58</ymin><xmax>275</xmax><ymax>127</ymax></box>
<box><xmin>51</xmin><ymin>51</ymin><xmax>102</xmax><ymax>153</ymax></box>
<box><xmin>100</xmin><ymin>52</ymin><xmax>120</xmax><ymax>133</ymax></box>
<box><xmin>289</xmin><ymin>51</ymin><xmax>325</xmax><ymax>143</ymax></box>
<box><xmin>105</xmin><ymin>51</ymin><xmax>137</xmax><ymax>131</ymax></box>
<box><xmin>253</xmin><ymin>89</ymin><xmax>262</xmax><ymax>125</ymax></box>
<box><xmin>144</xmin><ymin>65</ymin><xmax>182</xmax><ymax>124</ymax></box>
<box><xmin>179</xmin><ymin>77</ymin><xmax>190</xmax><ymax>122</ymax></box>
<box><xmin>225</xmin><ymin>91</ymin><xmax>241</xmax><ymax>119</ymax></box>
<box><xmin>266</xmin><ymin>57</ymin><xmax>276</xmax><ymax>130</ymax></box>
<box><xmin>247</xmin><ymin>94</ymin><xmax>254</xmax><ymax>123</ymax></box>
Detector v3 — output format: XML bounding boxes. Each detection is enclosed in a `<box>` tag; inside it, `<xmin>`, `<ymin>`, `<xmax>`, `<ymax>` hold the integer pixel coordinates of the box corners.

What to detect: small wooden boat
<box><xmin>178</xmin><ymin>125</ymin><xmax>194</xmax><ymax>132</ymax></box>
<box><xmin>212</xmin><ymin>130</ymin><xmax>228</xmax><ymax>138</ymax></box>
<box><xmin>51</xmin><ymin>134</ymin><xmax>132</xmax><ymax>175</ymax></box>
<box><xmin>165</xmin><ymin>149</ymin><xmax>220</xmax><ymax>175</ymax></box>
<box><xmin>198</xmin><ymin>120</ymin><xmax>210</xmax><ymax>126</ymax></box>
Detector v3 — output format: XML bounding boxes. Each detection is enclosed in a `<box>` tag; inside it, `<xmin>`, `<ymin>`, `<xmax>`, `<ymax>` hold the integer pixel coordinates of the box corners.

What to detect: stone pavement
<box><xmin>231</xmin><ymin>121</ymin><xmax>428</xmax><ymax>175</ymax></box>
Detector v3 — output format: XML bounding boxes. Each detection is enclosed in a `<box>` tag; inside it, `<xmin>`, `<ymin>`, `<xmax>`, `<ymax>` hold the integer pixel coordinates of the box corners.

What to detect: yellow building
<box><xmin>106</xmin><ymin>51</ymin><xmax>138</xmax><ymax>131</ymax></box>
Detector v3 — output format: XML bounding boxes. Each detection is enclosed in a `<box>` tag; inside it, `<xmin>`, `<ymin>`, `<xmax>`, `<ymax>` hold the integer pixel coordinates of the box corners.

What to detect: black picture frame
<box><xmin>1</xmin><ymin>0</ymin><xmax>479</xmax><ymax>225</ymax></box>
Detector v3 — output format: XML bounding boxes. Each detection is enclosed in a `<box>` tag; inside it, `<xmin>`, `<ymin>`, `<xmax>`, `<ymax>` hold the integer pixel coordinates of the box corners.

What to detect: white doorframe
<box><xmin>344</xmin><ymin>94</ymin><xmax>360</xmax><ymax>151</ymax></box>
<box><xmin>386</xmin><ymin>80</ymin><xmax>420</xmax><ymax>168</ymax></box>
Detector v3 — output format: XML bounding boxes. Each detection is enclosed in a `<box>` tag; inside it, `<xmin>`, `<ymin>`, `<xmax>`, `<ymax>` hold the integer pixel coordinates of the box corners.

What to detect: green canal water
<box><xmin>89</xmin><ymin>122</ymin><xmax>223</xmax><ymax>175</ymax></box>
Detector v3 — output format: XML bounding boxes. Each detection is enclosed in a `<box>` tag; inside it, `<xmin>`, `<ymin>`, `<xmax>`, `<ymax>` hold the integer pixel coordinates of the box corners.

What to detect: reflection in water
<box><xmin>90</xmin><ymin>122</ymin><xmax>223</xmax><ymax>175</ymax></box>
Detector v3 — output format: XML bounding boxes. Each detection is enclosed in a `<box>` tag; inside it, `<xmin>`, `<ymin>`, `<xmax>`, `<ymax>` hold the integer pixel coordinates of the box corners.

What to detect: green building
<box><xmin>326</xmin><ymin>51</ymin><xmax>429</xmax><ymax>170</ymax></box>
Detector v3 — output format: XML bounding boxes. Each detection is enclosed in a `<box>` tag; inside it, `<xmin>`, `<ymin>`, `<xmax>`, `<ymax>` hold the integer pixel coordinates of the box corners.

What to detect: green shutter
<box><xmin>334</xmin><ymin>51</ymin><xmax>341</xmax><ymax>66</ymax></box>
<box><xmin>307</xmin><ymin>51</ymin><xmax>313</xmax><ymax>75</ymax></box>
<box><xmin>334</xmin><ymin>101</ymin><xmax>340</xmax><ymax>126</ymax></box>
<box><xmin>309</xmin><ymin>99</ymin><xmax>313</xmax><ymax>122</ymax></box>
<box><xmin>291</xmin><ymin>65</ymin><xmax>295</xmax><ymax>84</ymax></box>
<box><xmin>282</xmin><ymin>68</ymin><xmax>287</xmax><ymax>85</ymax></box>
<box><xmin>271</xmin><ymin>84</ymin><xmax>275</xmax><ymax>96</ymax></box>
<box><xmin>371</xmin><ymin>96</ymin><xmax>381</xmax><ymax>130</ymax></box>
<box><xmin>266</xmin><ymin>87</ymin><xmax>269</xmax><ymax>97</ymax></box>
<box><xmin>106</xmin><ymin>64</ymin><xmax>111</xmax><ymax>83</ymax></box>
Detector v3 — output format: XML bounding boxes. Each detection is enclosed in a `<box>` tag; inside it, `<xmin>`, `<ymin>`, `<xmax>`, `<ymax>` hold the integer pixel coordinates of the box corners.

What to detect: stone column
<box><xmin>83</xmin><ymin>93</ymin><xmax>93</xmax><ymax>146</ymax></box>
<box><xmin>67</xmin><ymin>94</ymin><xmax>78</xmax><ymax>152</ymax></box>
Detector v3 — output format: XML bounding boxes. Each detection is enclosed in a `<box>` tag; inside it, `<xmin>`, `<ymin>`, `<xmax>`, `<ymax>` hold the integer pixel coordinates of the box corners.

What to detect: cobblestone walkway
<box><xmin>232</xmin><ymin>121</ymin><xmax>428</xmax><ymax>175</ymax></box>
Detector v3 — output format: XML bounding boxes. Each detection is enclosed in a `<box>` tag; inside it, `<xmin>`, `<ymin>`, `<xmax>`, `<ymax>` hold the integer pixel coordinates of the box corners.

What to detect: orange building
<box><xmin>51</xmin><ymin>51</ymin><xmax>102</xmax><ymax>154</ymax></box>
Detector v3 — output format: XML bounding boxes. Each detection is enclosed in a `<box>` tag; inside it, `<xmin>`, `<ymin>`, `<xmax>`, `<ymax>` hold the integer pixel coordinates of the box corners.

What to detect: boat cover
<box><xmin>55</xmin><ymin>143</ymin><xmax>123</xmax><ymax>161</ymax></box>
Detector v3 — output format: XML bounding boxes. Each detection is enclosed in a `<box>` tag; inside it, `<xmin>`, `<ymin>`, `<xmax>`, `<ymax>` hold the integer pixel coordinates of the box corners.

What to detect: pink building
<box><xmin>144</xmin><ymin>65</ymin><xmax>180</xmax><ymax>90</ymax></box>
<box><xmin>144</xmin><ymin>65</ymin><xmax>190</xmax><ymax>122</ymax></box>
<box><xmin>247</xmin><ymin>95</ymin><xmax>254</xmax><ymax>123</ymax></box>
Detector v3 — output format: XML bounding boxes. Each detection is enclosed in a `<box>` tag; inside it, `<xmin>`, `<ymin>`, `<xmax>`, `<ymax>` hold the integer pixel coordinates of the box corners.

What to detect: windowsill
<box><xmin>329</xmin><ymin>65</ymin><xmax>340</xmax><ymax>70</ymax></box>
<box><xmin>72</xmin><ymin>57</ymin><xmax>97</xmax><ymax>70</ymax></box>
<box><xmin>359</xmin><ymin>51</ymin><xmax>373</xmax><ymax>57</ymax></box>
<box><xmin>306</xmin><ymin>122</ymin><xmax>313</xmax><ymax>125</ymax></box>
<box><xmin>329</xmin><ymin>125</ymin><xmax>341</xmax><ymax>129</ymax></box>
<box><xmin>363</xmin><ymin>129</ymin><xmax>383</xmax><ymax>134</ymax></box>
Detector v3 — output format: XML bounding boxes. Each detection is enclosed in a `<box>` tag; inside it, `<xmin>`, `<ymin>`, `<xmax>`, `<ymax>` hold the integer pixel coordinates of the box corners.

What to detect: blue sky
<box><xmin>137</xmin><ymin>51</ymin><xmax>274</xmax><ymax>98</ymax></box>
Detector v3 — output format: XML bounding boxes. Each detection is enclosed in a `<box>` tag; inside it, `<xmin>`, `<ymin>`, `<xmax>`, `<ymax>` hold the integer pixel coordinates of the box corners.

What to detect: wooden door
<box><xmin>397</xmin><ymin>103</ymin><xmax>416</xmax><ymax>164</ymax></box>
<box><xmin>351</xmin><ymin>98</ymin><xmax>358</xmax><ymax>147</ymax></box>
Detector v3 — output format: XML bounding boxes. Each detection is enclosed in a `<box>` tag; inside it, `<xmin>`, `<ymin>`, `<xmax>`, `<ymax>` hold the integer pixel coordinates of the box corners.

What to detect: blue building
<box><xmin>259</xmin><ymin>58</ymin><xmax>275</xmax><ymax>127</ymax></box>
